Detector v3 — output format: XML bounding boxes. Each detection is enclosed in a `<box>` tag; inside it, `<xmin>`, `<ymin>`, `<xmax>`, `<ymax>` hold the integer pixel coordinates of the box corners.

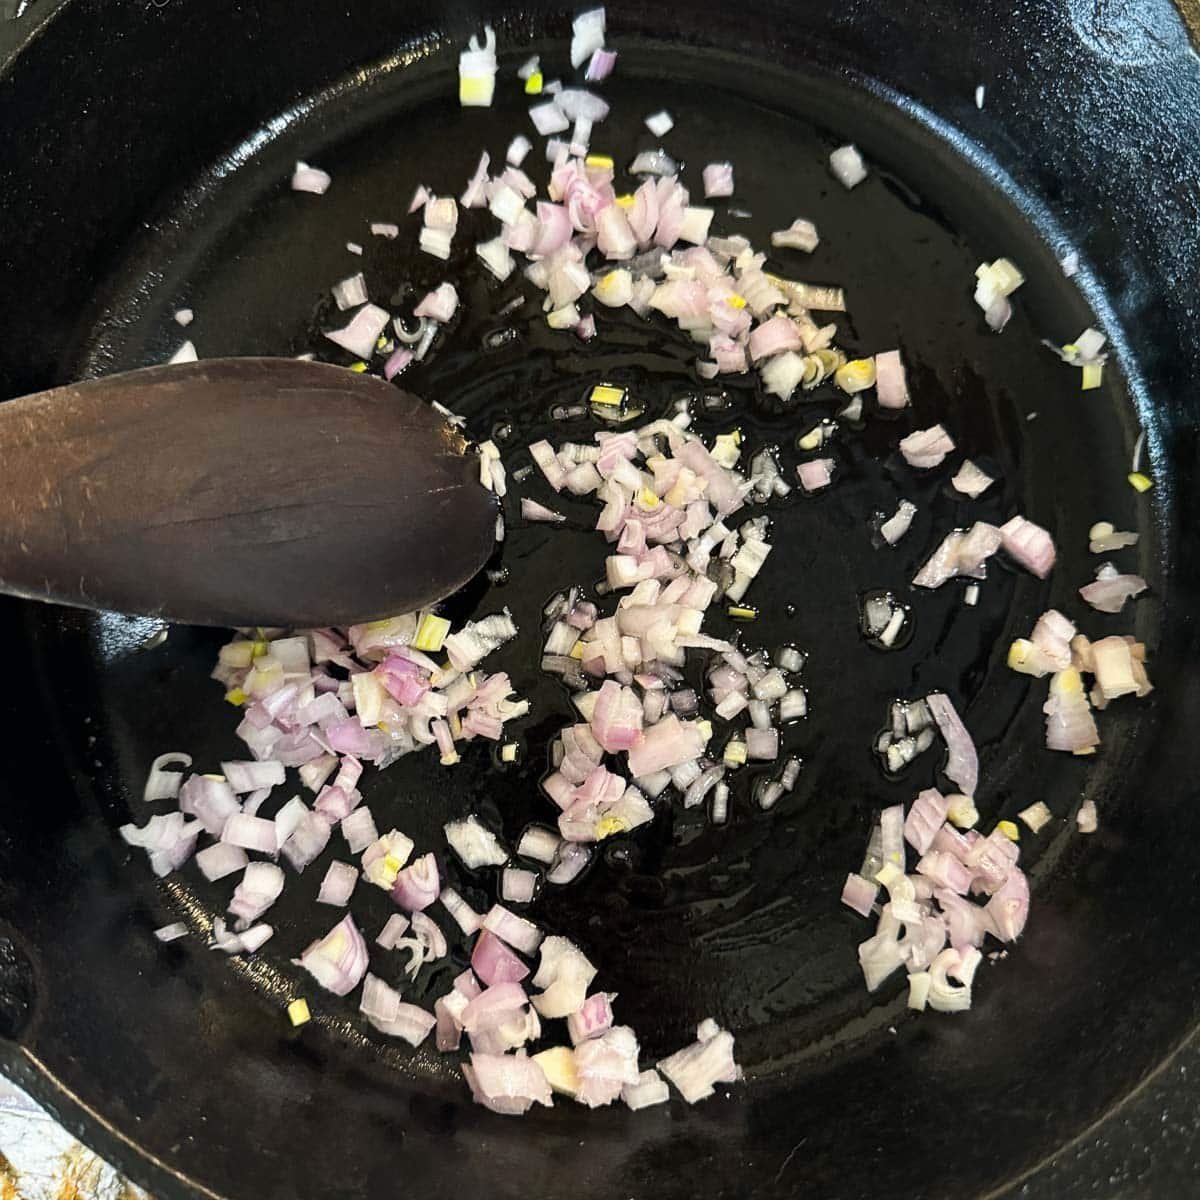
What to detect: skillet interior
<box><xmin>0</xmin><ymin>2</ymin><xmax>1197</xmax><ymax>1197</ymax></box>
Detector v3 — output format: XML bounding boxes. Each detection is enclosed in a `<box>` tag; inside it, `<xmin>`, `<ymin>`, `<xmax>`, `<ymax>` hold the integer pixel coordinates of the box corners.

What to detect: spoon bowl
<box><xmin>0</xmin><ymin>357</ymin><xmax>498</xmax><ymax>627</ymax></box>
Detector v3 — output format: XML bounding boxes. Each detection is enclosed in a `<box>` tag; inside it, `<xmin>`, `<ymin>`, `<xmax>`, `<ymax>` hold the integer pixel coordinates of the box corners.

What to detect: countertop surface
<box><xmin>0</xmin><ymin>1078</ymin><xmax>150</xmax><ymax>1200</ymax></box>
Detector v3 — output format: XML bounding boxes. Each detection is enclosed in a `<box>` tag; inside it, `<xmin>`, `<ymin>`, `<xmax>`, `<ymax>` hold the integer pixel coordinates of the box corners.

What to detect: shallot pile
<box><xmin>133</xmin><ymin>2</ymin><xmax>1155</xmax><ymax>1116</ymax></box>
<box><xmin>128</xmin><ymin>614</ymin><xmax>740</xmax><ymax>1113</ymax></box>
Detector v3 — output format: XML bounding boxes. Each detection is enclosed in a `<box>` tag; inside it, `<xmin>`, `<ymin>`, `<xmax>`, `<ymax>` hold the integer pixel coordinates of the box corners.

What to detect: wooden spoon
<box><xmin>0</xmin><ymin>357</ymin><xmax>498</xmax><ymax>628</ymax></box>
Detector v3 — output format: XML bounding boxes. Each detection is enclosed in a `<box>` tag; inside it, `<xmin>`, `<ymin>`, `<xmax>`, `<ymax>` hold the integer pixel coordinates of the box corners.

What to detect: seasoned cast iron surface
<box><xmin>0</xmin><ymin>1</ymin><xmax>1196</xmax><ymax>1197</ymax></box>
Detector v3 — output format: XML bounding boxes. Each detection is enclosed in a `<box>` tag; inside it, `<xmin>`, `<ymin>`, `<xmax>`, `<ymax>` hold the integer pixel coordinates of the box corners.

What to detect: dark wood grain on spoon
<box><xmin>0</xmin><ymin>357</ymin><xmax>498</xmax><ymax>628</ymax></box>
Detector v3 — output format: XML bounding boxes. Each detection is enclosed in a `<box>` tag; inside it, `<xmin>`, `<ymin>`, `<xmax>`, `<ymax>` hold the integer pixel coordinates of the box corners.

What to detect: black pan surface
<box><xmin>0</xmin><ymin>1</ymin><xmax>1198</xmax><ymax>1197</ymax></box>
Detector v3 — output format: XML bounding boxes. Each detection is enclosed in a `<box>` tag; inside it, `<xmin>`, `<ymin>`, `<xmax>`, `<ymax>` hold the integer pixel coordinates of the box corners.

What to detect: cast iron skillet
<box><xmin>0</xmin><ymin>1</ymin><xmax>1197</xmax><ymax>1197</ymax></box>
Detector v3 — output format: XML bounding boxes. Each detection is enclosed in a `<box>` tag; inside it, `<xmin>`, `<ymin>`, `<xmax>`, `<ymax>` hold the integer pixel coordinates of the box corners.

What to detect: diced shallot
<box><xmin>874</xmin><ymin>350</ymin><xmax>909</xmax><ymax>409</ymax></box>
<box><xmin>829</xmin><ymin>144</ymin><xmax>867</xmax><ymax>189</ymax></box>
<box><xmin>440</xmin><ymin>887</ymin><xmax>484</xmax><ymax>935</ymax></box>
<box><xmin>1079</xmin><ymin>563</ymin><xmax>1147</xmax><ymax>613</ymax></box>
<box><xmin>703</xmin><ymin>162</ymin><xmax>734</xmax><ymax>198</ymax></box>
<box><xmin>841</xmin><ymin>872</ymin><xmax>878</xmax><ymax>917</ymax></box>
<box><xmin>458</xmin><ymin>26</ymin><xmax>498</xmax><ymax>107</ymax></box>
<box><xmin>196</xmin><ymin>842</ymin><xmax>248</xmax><ymax>882</ymax></box>
<box><xmin>179</xmin><ymin>775</ymin><xmax>239</xmax><ymax>836</ymax></box>
<box><xmin>507</xmin><ymin>135</ymin><xmax>532</xmax><ymax>167</ymax></box>
<box><xmin>317</xmin><ymin>860</ymin><xmax>358</xmax><ymax>906</ymax></box>
<box><xmin>952</xmin><ymin>459</ymin><xmax>994</xmax><ymax>498</ymax></box>
<box><xmin>298</xmin><ymin>914</ymin><xmax>369</xmax><ymax>996</ymax></box>
<box><xmin>325</xmin><ymin>304</ymin><xmax>390</xmax><ymax>360</ymax></box>
<box><xmin>771</xmin><ymin>217</ymin><xmax>818</xmax><ymax>252</ymax></box>
<box><xmin>472</xmin><ymin>929</ymin><xmax>530</xmax><ymax>986</ymax></box>
<box><xmin>377</xmin><ymin>913</ymin><xmax>411</xmax><ymax>950</ymax></box>
<box><xmin>502</xmin><ymin>868</ymin><xmax>539</xmax><ymax>904</ymax></box>
<box><xmin>899</xmin><ymin>424</ymin><xmax>955</xmax><ymax>469</ymax></box>
<box><xmin>483</xmin><ymin>903</ymin><xmax>544</xmax><ymax>955</ymax></box>
<box><xmin>445</xmin><ymin>815</ymin><xmax>508</xmax><ymax>869</ymax></box>
<box><xmin>280</xmin><ymin>806</ymin><xmax>331</xmax><ymax>871</ymax></box>
<box><xmin>797</xmin><ymin>459</ymin><xmax>834</xmax><ymax>493</ymax></box>
<box><xmin>331</xmin><ymin>273</ymin><xmax>368</xmax><ymax>311</ymax></box>
<box><xmin>210</xmin><ymin>918</ymin><xmax>274</xmax><ymax>955</ymax></box>
<box><xmin>926</xmin><ymin>693</ymin><xmax>978</xmax><ymax>797</ymax></box>
<box><xmin>585</xmin><ymin>47</ymin><xmax>617</xmax><ymax>81</ymax></box>
<box><xmin>546</xmin><ymin>840</ymin><xmax>591</xmax><ymax>885</ymax></box>
<box><xmin>391</xmin><ymin>852</ymin><xmax>440</xmax><ymax>912</ymax></box>
<box><xmin>904</xmin><ymin>788</ymin><xmax>951</xmax><ymax>856</ymax></box>
<box><xmin>340</xmin><ymin>806</ymin><xmax>378</xmax><ymax>854</ymax></box>
<box><xmin>360</xmin><ymin>975</ymin><xmax>437</xmax><ymax>1045</ymax></box>
<box><xmin>644</xmin><ymin>110</ymin><xmax>674</xmax><ymax>136</ymax></box>
<box><xmin>574</xmin><ymin>1026</ymin><xmax>641</xmax><ymax>1107</ymax></box>
<box><xmin>567</xmin><ymin>992</ymin><xmax>615</xmax><ymax>1044</ymax></box>
<box><xmin>462</xmin><ymin>1052</ymin><xmax>552</xmax><ymax>1115</ymax></box>
<box><xmin>531</xmin><ymin>936</ymin><xmax>596</xmax><ymax>1018</ymax></box>
<box><xmin>1088</xmin><ymin>521</ymin><xmax>1138</xmax><ymax>554</ymax></box>
<box><xmin>926</xmin><ymin>946</ymin><xmax>981</xmax><ymax>1012</ymax></box>
<box><xmin>228</xmin><ymin>862</ymin><xmax>285</xmax><ymax>926</ymax></box>
<box><xmin>1044</xmin><ymin>668</ymin><xmax>1100</xmax><ymax>754</ymax></box>
<box><xmin>143</xmin><ymin>752</ymin><xmax>191</xmax><ymax>802</ymax></box>
<box><xmin>291</xmin><ymin>161</ymin><xmax>331</xmax><ymax>194</ymax></box>
<box><xmin>658</xmin><ymin>1023</ymin><xmax>741</xmax><ymax>1103</ymax></box>
<box><xmin>626</xmin><ymin>715</ymin><xmax>705</xmax><ymax>777</ymax></box>
<box><xmin>221</xmin><ymin>759</ymin><xmax>285</xmax><ymax>794</ymax></box>
<box><xmin>570</xmin><ymin>7</ymin><xmax>606</xmax><ymax>68</ymax></box>
<box><xmin>414</xmin><ymin>282</ymin><xmax>460</xmax><ymax>323</ymax></box>
<box><xmin>1000</xmin><ymin>514</ymin><xmax>1056</xmax><ymax>578</ymax></box>
<box><xmin>530</xmin><ymin>100</ymin><xmax>570</xmax><ymax>136</ymax></box>
<box><xmin>518</xmin><ymin>825</ymin><xmax>561</xmax><ymax>865</ymax></box>
<box><xmin>221</xmin><ymin>813</ymin><xmax>279</xmax><ymax>855</ymax></box>
<box><xmin>521</xmin><ymin>497</ymin><xmax>567</xmax><ymax>523</ymax></box>
<box><xmin>879</xmin><ymin>500</ymin><xmax>917</xmax><ymax>545</ymax></box>
<box><xmin>1077</xmin><ymin>800</ymin><xmax>1098</xmax><ymax>833</ymax></box>
<box><xmin>622</xmin><ymin>1069</ymin><xmax>670</xmax><ymax>1110</ymax></box>
<box><xmin>1091</xmin><ymin>636</ymin><xmax>1147</xmax><ymax>704</ymax></box>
